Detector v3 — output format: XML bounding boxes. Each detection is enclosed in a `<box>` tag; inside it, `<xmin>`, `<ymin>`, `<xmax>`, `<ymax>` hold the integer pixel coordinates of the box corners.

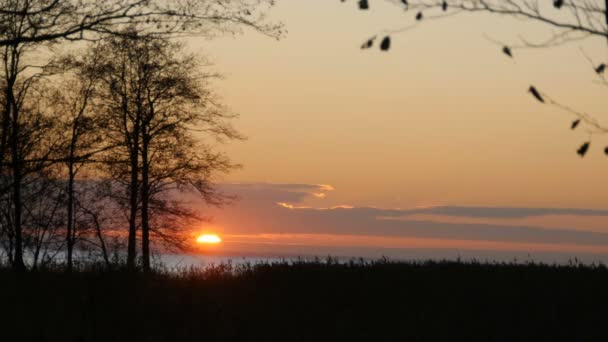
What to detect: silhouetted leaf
<box><xmin>553</xmin><ymin>0</ymin><xmax>564</xmax><ymax>9</ymax></box>
<box><xmin>595</xmin><ymin>63</ymin><xmax>605</xmax><ymax>74</ymax></box>
<box><xmin>380</xmin><ymin>36</ymin><xmax>391</xmax><ymax>51</ymax></box>
<box><xmin>442</xmin><ymin>1</ymin><xmax>448</xmax><ymax>11</ymax></box>
<box><xmin>402</xmin><ymin>0</ymin><xmax>409</xmax><ymax>9</ymax></box>
<box><xmin>416</xmin><ymin>12</ymin><xmax>423</xmax><ymax>20</ymax></box>
<box><xmin>359</xmin><ymin>0</ymin><xmax>369</xmax><ymax>10</ymax></box>
<box><xmin>528</xmin><ymin>86</ymin><xmax>544</xmax><ymax>103</ymax></box>
<box><xmin>571</xmin><ymin>119</ymin><xmax>580</xmax><ymax>130</ymax></box>
<box><xmin>577</xmin><ymin>142</ymin><xmax>590</xmax><ymax>157</ymax></box>
<box><xmin>361</xmin><ymin>36</ymin><xmax>375</xmax><ymax>49</ymax></box>
<box><xmin>502</xmin><ymin>46</ymin><xmax>512</xmax><ymax>57</ymax></box>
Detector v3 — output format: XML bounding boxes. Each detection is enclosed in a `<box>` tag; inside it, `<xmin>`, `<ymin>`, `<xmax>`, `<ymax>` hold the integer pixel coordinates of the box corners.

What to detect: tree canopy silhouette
<box><xmin>0</xmin><ymin>0</ymin><xmax>281</xmax><ymax>272</ymax></box>
<box><xmin>0</xmin><ymin>0</ymin><xmax>283</xmax><ymax>46</ymax></box>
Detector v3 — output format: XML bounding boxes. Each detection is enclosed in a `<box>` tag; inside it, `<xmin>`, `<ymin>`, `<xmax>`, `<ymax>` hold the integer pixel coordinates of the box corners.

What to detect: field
<box><xmin>1</xmin><ymin>259</ymin><xmax>607</xmax><ymax>341</ymax></box>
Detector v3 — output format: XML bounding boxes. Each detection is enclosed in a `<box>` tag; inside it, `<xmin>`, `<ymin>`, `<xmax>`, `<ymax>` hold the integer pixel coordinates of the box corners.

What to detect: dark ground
<box><xmin>1</xmin><ymin>259</ymin><xmax>607</xmax><ymax>341</ymax></box>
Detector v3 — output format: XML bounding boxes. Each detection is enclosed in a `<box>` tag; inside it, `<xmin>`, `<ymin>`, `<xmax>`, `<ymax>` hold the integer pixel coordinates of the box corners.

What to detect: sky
<box><xmin>184</xmin><ymin>0</ymin><xmax>608</xmax><ymax>262</ymax></box>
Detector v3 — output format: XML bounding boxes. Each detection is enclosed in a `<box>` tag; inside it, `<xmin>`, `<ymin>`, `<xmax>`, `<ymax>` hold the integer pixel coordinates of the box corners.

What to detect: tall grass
<box><xmin>1</xmin><ymin>258</ymin><xmax>607</xmax><ymax>341</ymax></box>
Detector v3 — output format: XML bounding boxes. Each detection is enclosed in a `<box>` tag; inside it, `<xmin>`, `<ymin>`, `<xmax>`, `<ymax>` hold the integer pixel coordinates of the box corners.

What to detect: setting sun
<box><xmin>196</xmin><ymin>234</ymin><xmax>222</xmax><ymax>244</ymax></box>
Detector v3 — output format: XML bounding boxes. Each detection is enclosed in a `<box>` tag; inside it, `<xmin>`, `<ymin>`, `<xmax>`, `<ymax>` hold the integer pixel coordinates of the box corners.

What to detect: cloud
<box><xmin>220</xmin><ymin>182</ymin><xmax>333</xmax><ymax>205</ymax></box>
<box><xmin>387</xmin><ymin>206</ymin><xmax>608</xmax><ymax>219</ymax></box>
<box><xmin>203</xmin><ymin>183</ymin><xmax>608</xmax><ymax>249</ymax></box>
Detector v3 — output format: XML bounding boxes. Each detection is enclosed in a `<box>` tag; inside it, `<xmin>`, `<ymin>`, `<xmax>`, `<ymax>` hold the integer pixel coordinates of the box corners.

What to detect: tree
<box><xmin>0</xmin><ymin>38</ymin><xmax>60</xmax><ymax>271</ymax></box>
<box><xmin>0</xmin><ymin>0</ymin><xmax>282</xmax><ymax>47</ymax></box>
<box><xmin>347</xmin><ymin>0</ymin><xmax>608</xmax><ymax>156</ymax></box>
<box><xmin>135</xmin><ymin>38</ymin><xmax>240</xmax><ymax>272</ymax></box>
<box><xmin>50</xmin><ymin>54</ymin><xmax>109</xmax><ymax>271</ymax></box>
<box><xmin>88</xmin><ymin>31</ymin><xmax>240</xmax><ymax>272</ymax></box>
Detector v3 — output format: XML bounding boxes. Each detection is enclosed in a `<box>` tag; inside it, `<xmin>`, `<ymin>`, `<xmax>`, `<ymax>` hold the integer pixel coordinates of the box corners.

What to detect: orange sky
<box><xmin>184</xmin><ymin>1</ymin><xmax>608</xmax><ymax>261</ymax></box>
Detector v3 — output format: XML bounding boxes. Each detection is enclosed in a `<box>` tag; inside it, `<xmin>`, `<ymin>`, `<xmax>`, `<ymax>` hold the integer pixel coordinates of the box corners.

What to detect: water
<box><xmin>4</xmin><ymin>248</ymin><xmax>607</xmax><ymax>270</ymax></box>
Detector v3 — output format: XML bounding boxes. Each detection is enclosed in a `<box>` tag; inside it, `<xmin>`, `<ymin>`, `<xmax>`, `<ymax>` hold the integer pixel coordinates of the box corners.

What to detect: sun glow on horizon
<box><xmin>196</xmin><ymin>234</ymin><xmax>222</xmax><ymax>244</ymax></box>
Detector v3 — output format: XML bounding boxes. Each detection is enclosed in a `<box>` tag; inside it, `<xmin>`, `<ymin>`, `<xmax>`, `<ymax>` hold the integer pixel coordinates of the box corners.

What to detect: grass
<box><xmin>1</xmin><ymin>258</ymin><xmax>607</xmax><ymax>341</ymax></box>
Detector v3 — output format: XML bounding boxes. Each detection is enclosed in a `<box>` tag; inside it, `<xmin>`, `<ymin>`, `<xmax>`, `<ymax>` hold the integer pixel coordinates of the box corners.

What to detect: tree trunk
<box><xmin>82</xmin><ymin>204</ymin><xmax>112</xmax><ymax>268</ymax></box>
<box><xmin>5</xmin><ymin>214</ymin><xmax>13</xmax><ymax>264</ymax></box>
<box><xmin>126</xmin><ymin>131</ymin><xmax>139</xmax><ymax>271</ymax></box>
<box><xmin>0</xmin><ymin>82</ymin><xmax>10</xmax><ymax>179</ymax></box>
<box><xmin>141</xmin><ymin>133</ymin><xmax>150</xmax><ymax>273</ymax></box>
<box><xmin>66</xmin><ymin>163</ymin><xmax>75</xmax><ymax>272</ymax></box>
<box><xmin>0</xmin><ymin>48</ymin><xmax>12</xmax><ymax>180</ymax></box>
<box><xmin>124</xmin><ymin>74</ymin><xmax>141</xmax><ymax>271</ymax></box>
<box><xmin>5</xmin><ymin>49</ymin><xmax>24</xmax><ymax>271</ymax></box>
<box><xmin>92</xmin><ymin>212</ymin><xmax>111</xmax><ymax>269</ymax></box>
<box><xmin>11</xmin><ymin>104</ymin><xmax>24</xmax><ymax>272</ymax></box>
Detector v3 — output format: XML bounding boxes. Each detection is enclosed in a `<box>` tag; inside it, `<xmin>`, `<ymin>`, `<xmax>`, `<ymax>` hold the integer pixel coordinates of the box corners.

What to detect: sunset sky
<box><xmin>186</xmin><ymin>0</ymin><xmax>608</xmax><ymax>262</ymax></box>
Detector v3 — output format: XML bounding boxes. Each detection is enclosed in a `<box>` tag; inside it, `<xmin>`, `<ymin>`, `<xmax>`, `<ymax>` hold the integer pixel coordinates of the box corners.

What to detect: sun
<box><xmin>196</xmin><ymin>234</ymin><xmax>222</xmax><ymax>244</ymax></box>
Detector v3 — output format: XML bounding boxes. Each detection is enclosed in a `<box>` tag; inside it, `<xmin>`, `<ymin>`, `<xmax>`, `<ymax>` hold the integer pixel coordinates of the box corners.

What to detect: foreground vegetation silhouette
<box><xmin>2</xmin><ymin>258</ymin><xmax>608</xmax><ymax>341</ymax></box>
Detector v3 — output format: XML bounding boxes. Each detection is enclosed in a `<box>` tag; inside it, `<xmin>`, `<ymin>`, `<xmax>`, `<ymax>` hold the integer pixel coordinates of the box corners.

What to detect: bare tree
<box><xmin>347</xmin><ymin>0</ymin><xmax>608</xmax><ymax>155</ymax></box>
<box><xmin>0</xmin><ymin>36</ymin><xmax>59</xmax><ymax>271</ymax></box>
<box><xmin>137</xmin><ymin>38</ymin><xmax>240</xmax><ymax>272</ymax></box>
<box><xmin>86</xmin><ymin>31</ymin><xmax>240</xmax><ymax>272</ymax></box>
<box><xmin>50</xmin><ymin>54</ymin><xmax>111</xmax><ymax>271</ymax></box>
<box><xmin>81</xmin><ymin>33</ymin><xmax>146</xmax><ymax>271</ymax></box>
